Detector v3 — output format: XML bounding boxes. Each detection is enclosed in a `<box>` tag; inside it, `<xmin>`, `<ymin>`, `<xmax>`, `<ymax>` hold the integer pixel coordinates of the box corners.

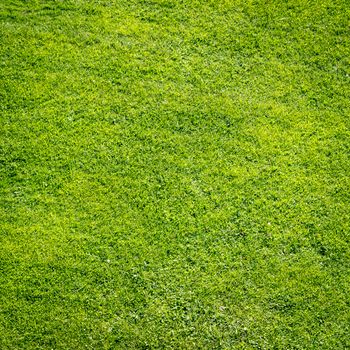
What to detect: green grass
<box><xmin>1</xmin><ymin>0</ymin><xmax>349</xmax><ymax>348</ymax></box>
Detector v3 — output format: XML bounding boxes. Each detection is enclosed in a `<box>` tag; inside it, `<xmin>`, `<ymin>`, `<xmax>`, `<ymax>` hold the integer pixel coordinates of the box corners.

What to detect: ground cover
<box><xmin>0</xmin><ymin>0</ymin><xmax>349</xmax><ymax>348</ymax></box>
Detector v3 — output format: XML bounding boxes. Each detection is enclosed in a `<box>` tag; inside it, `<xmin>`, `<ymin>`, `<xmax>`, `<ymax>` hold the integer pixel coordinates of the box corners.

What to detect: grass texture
<box><xmin>1</xmin><ymin>0</ymin><xmax>349</xmax><ymax>348</ymax></box>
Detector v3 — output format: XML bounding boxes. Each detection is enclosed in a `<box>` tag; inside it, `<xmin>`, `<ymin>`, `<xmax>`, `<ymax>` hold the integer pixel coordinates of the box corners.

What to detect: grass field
<box><xmin>1</xmin><ymin>0</ymin><xmax>349</xmax><ymax>348</ymax></box>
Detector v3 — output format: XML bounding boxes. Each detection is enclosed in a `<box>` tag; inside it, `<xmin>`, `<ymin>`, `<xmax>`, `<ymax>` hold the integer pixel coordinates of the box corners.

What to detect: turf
<box><xmin>0</xmin><ymin>0</ymin><xmax>349</xmax><ymax>349</ymax></box>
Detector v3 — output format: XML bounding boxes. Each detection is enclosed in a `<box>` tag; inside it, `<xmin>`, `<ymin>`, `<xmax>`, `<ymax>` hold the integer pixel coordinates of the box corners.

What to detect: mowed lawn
<box><xmin>0</xmin><ymin>0</ymin><xmax>349</xmax><ymax>348</ymax></box>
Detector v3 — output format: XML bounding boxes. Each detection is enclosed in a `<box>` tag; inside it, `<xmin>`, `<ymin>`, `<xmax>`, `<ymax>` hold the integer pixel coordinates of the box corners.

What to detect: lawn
<box><xmin>0</xmin><ymin>0</ymin><xmax>349</xmax><ymax>348</ymax></box>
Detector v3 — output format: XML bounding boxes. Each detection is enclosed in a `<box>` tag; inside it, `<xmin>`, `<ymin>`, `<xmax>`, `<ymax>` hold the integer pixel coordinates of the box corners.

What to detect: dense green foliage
<box><xmin>1</xmin><ymin>0</ymin><xmax>349</xmax><ymax>348</ymax></box>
